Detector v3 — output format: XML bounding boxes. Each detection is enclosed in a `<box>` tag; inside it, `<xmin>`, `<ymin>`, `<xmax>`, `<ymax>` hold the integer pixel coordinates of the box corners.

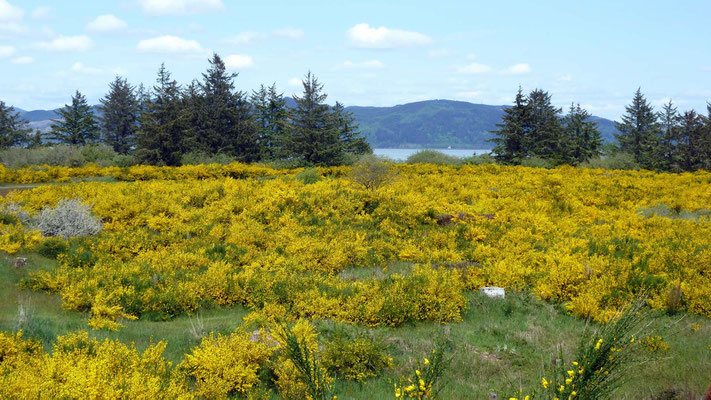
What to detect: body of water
<box><xmin>373</xmin><ymin>148</ymin><xmax>491</xmax><ymax>161</ymax></box>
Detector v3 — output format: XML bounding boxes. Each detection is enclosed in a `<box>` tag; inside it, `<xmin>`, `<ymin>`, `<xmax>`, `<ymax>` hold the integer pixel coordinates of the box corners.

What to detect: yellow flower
<box><xmin>559</xmin><ymin>385</ymin><xmax>565</xmax><ymax>393</ymax></box>
<box><xmin>595</xmin><ymin>339</ymin><xmax>603</xmax><ymax>350</ymax></box>
<box><xmin>542</xmin><ymin>377</ymin><xmax>549</xmax><ymax>388</ymax></box>
<box><xmin>572</xmin><ymin>361</ymin><xmax>578</xmax><ymax>366</ymax></box>
<box><xmin>567</xmin><ymin>370</ymin><xmax>575</xmax><ymax>377</ymax></box>
<box><xmin>424</xmin><ymin>358</ymin><xmax>430</xmax><ymax>365</ymax></box>
<box><xmin>571</xmin><ymin>391</ymin><xmax>577</xmax><ymax>396</ymax></box>
<box><xmin>565</xmin><ymin>378</ymin><xmax>572</xmax><ymax>384</ymax></box>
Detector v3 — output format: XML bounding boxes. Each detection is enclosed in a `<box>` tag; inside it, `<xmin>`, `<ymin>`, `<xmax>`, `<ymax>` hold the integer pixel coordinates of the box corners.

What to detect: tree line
<box><xmin>0</xmin><ymin>54</ymin><xmax>371</xmax><ymax>166</ymax></box>
<box><xmin>491</xmin><ymin>87</ymin><xmax>711</xmax><ymax>172</ymax></box>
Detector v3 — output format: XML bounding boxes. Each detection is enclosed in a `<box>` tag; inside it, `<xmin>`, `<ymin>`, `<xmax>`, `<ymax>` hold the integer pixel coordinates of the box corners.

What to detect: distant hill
<box><xmin>344</xmin><ymin>100</ymin><xmax>618</xmax><ymax>148</ymax></box>
<box><xmin>14</xmin><ymin>100</ymin><xmax>618</xmax><ymax>149</ymax></box>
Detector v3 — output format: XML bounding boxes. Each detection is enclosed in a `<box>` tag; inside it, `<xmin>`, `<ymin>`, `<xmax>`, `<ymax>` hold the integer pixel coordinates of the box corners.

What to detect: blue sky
<box><xmin>1</xmin><ymin>0</ymin><xmax>710</xmax><ymax>119</ymax></box>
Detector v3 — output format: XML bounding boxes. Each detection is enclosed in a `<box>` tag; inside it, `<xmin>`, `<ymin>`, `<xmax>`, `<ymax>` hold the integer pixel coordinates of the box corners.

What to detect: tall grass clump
<box><xmin>406</xmin><ymin>150</ymin><xmax>463</xmax><ymax>165</ymax></box>
<box><xmin>34</xmin><ymin>199</ymin><xmax>103</xmax><ymax>238</ymax></box>
<box><xmin>394</xmin><ymin>336</ymin><xmax>453</xmax><ymax>399</ymax></box>
<box><xmin>277</xmin><ymin>323</ymin><xmax>334</xmax><ymax>400</ymax></box>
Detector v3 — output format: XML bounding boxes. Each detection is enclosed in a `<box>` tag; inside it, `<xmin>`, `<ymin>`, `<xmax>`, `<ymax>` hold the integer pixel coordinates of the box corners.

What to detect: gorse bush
<box><xmin>394</xmin><ymin>336</ymin><xmax>452</xmax><ymax>399</ymax></box>
<box><xmin>322</xmin><ymin>333</ymin><xmax>392</xmax><ymax>381</ymax></box>
<box><xmin>295</xmin><ymin>168</ymin><xmax>322</xmax><ymax>184</ymax></box>
<box><xmin>33</xmin><ymin>199</ymin><xmax>102</xmax><ymax>238</ymax></box>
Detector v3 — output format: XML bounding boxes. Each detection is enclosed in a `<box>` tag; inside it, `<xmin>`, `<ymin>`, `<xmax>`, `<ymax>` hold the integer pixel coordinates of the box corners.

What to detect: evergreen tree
<box><xmin>290</xmin><ymin>72</ymin><xmax>343</xmax><ymax>166</ymax></box>
<box><xmin>614</xmin><ymin>88</ymin><xmax>662</xmax><ymax>169</ymax></box>
<box><xmin>332</xmin><ymin>101</ymin><xmax>371</xmax><ymax>156</ymax></box>
<box><xmin>527</xmin><ymin>89</ymin><xmax>565</xmax><ymax>162</ymax></box>
<box><xmin>676</xmin><ymin>110</ymin><xmax>707</xmax><ymax>171</ymax></box>
<box><xmin>490</xmin><ymin>87</ymin><xmax>532</xmax><ymax>164</ymax></box>
<box><xmin>562</xmin><ymin>103</ymin><xmax>602</xmax><ymax>163</ymax></box>
<box><xmin>0</xmin><ymin>100</ymin><xmax>31</xmax><ymax>149</ymax></box>
<box><xmin>25</xmin><ymin>130</ymin><xmax>44</xmax><ymax>148</ymax></box>
<box><xmin>658</xmin><ymin>100</ymin><xmax>681</xmax><ymax>171</ymax></box>
<box><xmin>198</xmin><ymin>53</ymin><xmax>259</xmax><ymax>161</ymax></box>
<box><xmin>49</xmin><ymin>90</ymin><xmax>99</xmax><ymax>145</ymax></box>
<box><xmin>135</xmin><ymin>64</ymin><xmax>185</xmax><ymax>166</ymax></box>
<box><xmin>179</xmin><ymin>80</ymin><xmax>206</xmax><ymax>155</ymax></box>
<box><xmin>99</xmin><ymin>76</ymin><xmax>139</xmax><ymax>154</ymax></box>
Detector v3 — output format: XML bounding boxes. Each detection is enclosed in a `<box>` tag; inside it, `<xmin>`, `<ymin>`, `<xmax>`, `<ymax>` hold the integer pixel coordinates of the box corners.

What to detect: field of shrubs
<box><xmin>1</xmin><ymin>161</ymin><xmax>710</xmax><ymax>399</ymax></box>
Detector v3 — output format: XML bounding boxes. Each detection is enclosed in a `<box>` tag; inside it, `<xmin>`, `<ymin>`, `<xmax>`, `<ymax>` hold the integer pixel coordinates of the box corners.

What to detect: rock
<box><xmin>12</xmin><ymin>257</ymin><xmax>27</xmax><ymax>268</ymax></box>
<box><xmin>489</xmin><ymin>393</ymin><xmax>498</xmax><ymax>400</ymax></box>
<box><xmin>480</xmin><ymin>286</ymin><xmax>505</xmax><ymax>299</ymax></box>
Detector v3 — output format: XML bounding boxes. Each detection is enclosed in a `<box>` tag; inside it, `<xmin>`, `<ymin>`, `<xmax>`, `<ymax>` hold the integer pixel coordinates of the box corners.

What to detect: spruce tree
<box><xmin>0</xmin><ymin>100</ymin><xmax>31</xmax><ymax>149</ymax></box>
<box><xmin>562</xmin><ymin>103</ymin><xmax>602</xmax><ymax>164</ymax></box>
<box><xmin>99</xmin><ymin>76</ymin><xmax>139</xmax><ymax>154</ymax></box>
<box><xmin>49</xmin><ymin>90</ymin><xmax>99</xmax><ymax>145</ymax></box>
<box><xmin>527</xmin><ymin>89</ymin><xmax>564</xmax><ymax>162</ymax></box>
<box><xmin>615</xmin><ymin>88</ymin><xmax>662</xmax><ymax>169</ymax></box>
<box><xmin>198</xmin><ymin>53</ymin><xmax>259</xmax><ymax>161</ymax></box>
<box><xmin>290</xmin><ymin>72</ymin><xmax>343</xmax><ymax>166</ymax></box>
<box><xmin>179</xmin><ymin>80</ymin><xmax>205</xmax><ymax>155</ymax></box>
<box><xmin>490</xmin><ymin>87</ymin><xmax>531</xmax><ymax>164</ymax></box>
<box><xmin>676</xmin><ymin>110</ymin><xmax>706</xmax><ymax>171</ymax></box>
<box><xmin>658</xmin><ymin>100</ymin><xmax>681</xmax><ymax>171</ymax></box>
<box><xmin>135</xmin><ymin>64</ymin><xmax>185</xmax><ymax>166</ymax></box>
<box><xmin>332</xmin><ymin>101</ymin><xmax>371</xmax><ymax>156</ymax></box>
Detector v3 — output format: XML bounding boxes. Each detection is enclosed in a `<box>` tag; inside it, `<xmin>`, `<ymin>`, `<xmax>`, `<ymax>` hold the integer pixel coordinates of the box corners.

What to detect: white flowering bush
<box><xmin>34</xmin><ymin>199</ymin><xmax>103</xmax><ymax>238</ymax></box>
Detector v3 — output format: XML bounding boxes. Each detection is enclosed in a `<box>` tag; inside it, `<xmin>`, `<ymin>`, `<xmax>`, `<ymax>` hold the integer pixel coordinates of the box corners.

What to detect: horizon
<box><xmin>1</xmin><ymin>0</ymin><xmax>710</xmax><ymax>120</ymax></box>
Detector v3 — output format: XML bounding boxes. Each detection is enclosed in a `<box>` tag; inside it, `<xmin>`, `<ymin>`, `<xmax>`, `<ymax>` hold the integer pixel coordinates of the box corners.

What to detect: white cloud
<box><xmin>701</xmin><ymin>66</ymin><xmax>711</xmax><ymax>72</ymax></box>
<box><xmin>71</xmin><ymin>62</ymin><xmax>103</xmax><ymax>74</ymax></box>
<box><xmin>347</xmin><ymin>23</ymin><xmax>432</xmax><ymax>49</ymax></box>
<box><xmin>506</xmin><ymin>63</ymin><xmax>531</xmax><ymax>74</ymax></box>
<box><xmin>38</xmin><ymin>35</ymin><xmax>94</xmax><ymax>52</ymax></box>
<box><xmin>457</xmin><ymin>62</ymin><xmax>493</xmax><ymax>74</ymax></box>
<box><xmin>225</xmin><ymin>31</ymin><xmax>266</xmax><ymax>45</ymax></box>
<box><xmin>287</xmin><ymin>77</ymin><xmax>302</xmax><ymax>87</ymax></box>
<box><xmin>342</xmin><ymin>60</ymin><xmax>384</xmax><ymax>69</ymax></box>
<box><xmin>224</xmin><ymin>54</ymin><xmax>253</xmax><ymax>69</ymax></box>
<box><xmin>137</xmin><ymin>35</ymin><xmax>206</xmax><ymax>54</ymax></box>
<box><xmin>86</xmin><ymin>14</ymin><xmax>128</xmax><ymax>33</ymax></box>
<box><xmin>0</xmin><ymin>45</ymin><xmax>15</xmax><ymax>57</ymax></box>
<box><xmin>30</xmin><ymin>6</ymin><xmax>50</xmax><ymax>20</ymax></box>
<box><xmin>465</xmin><ymin>53</ymin><xmax>477</xmax><ymax>60</ymax></box>
<box><xmin>138</xmin><ymin>0</ymin><xmax>224</xmax><ymax>16</ymax></box>
<box><xmin>272</xmin><ymin>27</ymin><xmax>304</xmax><ymax>40</ymax></box>
<box><xmin>11</xmin><ymin>56</ymin><xmax>33</xmax><ymax>64</ymax></box>
<box><xmin>558</xmin><ymin>74</ymin><xmax>572</xmax><ymax>81</ymax></box>
<box><xmin>0</xmin><ymin>0</ymin><xmax>23</xmax><ymax>21</ymax></box>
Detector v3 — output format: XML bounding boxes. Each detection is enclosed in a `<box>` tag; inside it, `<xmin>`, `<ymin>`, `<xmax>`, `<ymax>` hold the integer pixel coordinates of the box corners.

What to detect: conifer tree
<box><xmin>251</xmin><ymin>84</ymin><xmax>291</xmax><ymax>159</ymax></box>
<box><xmin>179</xmin><ymin>80</ymin><xmax>205</xmax><ymax>155</ymax></box>
<box><xmin>135</xmin><ymin>64</ymin><xmax>185</xmax><ymax>166</ymax></box>
<box><xmin>290</xmin><ymin>72</ymin><xmax>343</xmax><ymax>166</ymax></box>
<box><xmin>615</xmin><ymin>88</ymin><xmax>662</xmax><ymax>169</ymax></box>
<box><xmin>490</xmin><ymin>87</ymin><xmax>531</xmax><ymax>164</ymax></box>
<box><xmin>676</xmin><ymin>110</ymin><xmax>706</xmax><ymax>171</ymax></box>
<box><xmin>562</xmin><ymin>103</ymin><xmax>602</xmax><ymax>163</ymax></box>
<box><xmin>658</xmin><ymin>100</ymin><xmax>681</xmax><ymax>171</ymax></box>
<box><xmin>49</xmin><ymin>90</ymin><xmax>99</xmax><ymax>145</ymax></box>
<box><xmin>198</xmin><ymin>53</ymin><xmax>259</xmax><ymax>161</ymax></box>
<box><xmin>99</xmin><ymin>76</ymin><xmax>139</xmax><ymax>154</ymax></box>
<box><xmin>527</xmin><ymin>89</ymin><xmax>564</xmax><ymax>162</ymax></box>
<box><xmin>332</xmin><ymin>101</ymin><xmax>371</xmax><ymax>156</ymax></box>
<box><xmin>0</xmin><ymin>100</ymin><xmax>31</xmax><ymax>149</ymax></box>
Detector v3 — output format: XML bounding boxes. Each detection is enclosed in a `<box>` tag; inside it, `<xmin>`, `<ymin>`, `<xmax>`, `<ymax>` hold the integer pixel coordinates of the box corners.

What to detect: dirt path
<box><xmin>0</xmin><ymin>185</ymin><xmax>39</xmax><ymax>197</ymax></box>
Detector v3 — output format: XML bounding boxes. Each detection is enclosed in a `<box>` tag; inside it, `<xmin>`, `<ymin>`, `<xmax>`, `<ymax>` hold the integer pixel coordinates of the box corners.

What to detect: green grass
<box><xmin>1</xmin><ymin>252</ymin><xmax>710</xmax><ymax>398</ymax></box>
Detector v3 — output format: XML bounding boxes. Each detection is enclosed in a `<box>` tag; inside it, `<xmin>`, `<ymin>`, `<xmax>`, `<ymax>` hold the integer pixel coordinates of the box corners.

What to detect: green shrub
<box><xmin>180</xmin><ymin>151</ymin><xmax>237</xmax><ymax>165</ymax></box>
<box><xmin>35</xmin><ymin>237</ymin><xmax>69</xmax><ymax>259</ymax></box>
<box><xmin>0</xmin><ymin>145</ymin><xmax>86</xmax><ymax>168</ymax></box>
<box><xmin>462</xmin><ymin>153</ymin><xmax>496</xmax><ymax>165</ymax></box>
<box><xmin>322</xmin><ymin>335</ymin><xmax>392</xmax><ymax>381</ymax></box>
<box><xmin>80</xmin><ymin>144</ymin><xmax>119</xmax><ymax>164</ymax></box>
<box><xmin>295</xmin><ymin>168</ymin><xmax>322</xmax><ymax>185</ymax></box>
<box><xmin>580</xmin><ymin>153</ymin><xmax>640</xmax><ymax>170</ymax></box>
<box><xmin>406</xmin><ymin>150</ymin><xmax>462</xmax><ymax>165</ymax></box>
<box><xmin>521</xmin><ymin>156</ymin><xmax>556</xmax><ymax>169</ymax></box>
<box><xmin>108</xmin><ymin>154</ymin><xmax>138</xmax><ymax>167</ymax></box>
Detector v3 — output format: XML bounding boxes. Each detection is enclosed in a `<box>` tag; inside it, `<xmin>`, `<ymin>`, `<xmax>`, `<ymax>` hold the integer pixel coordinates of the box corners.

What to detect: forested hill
<box><xmin>344</xmin><ymin>100</ymin><xmax>618</xmax><ymax>148</ymax></box>
<box><xmin>16</xmin><ymin>99</ymin><xmax>618</xmax><ymax>149</ymax></box>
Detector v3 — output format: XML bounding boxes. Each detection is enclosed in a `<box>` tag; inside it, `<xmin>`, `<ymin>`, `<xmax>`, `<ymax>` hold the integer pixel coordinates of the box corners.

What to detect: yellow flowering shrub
<box><xmin>0</xmin><ymin>331</ymin><xmax>192</xmax><ymax>399</ymax></box>
<box><xmin>1</xmin><ymin>163</ymin><xmax>710</xmax><ymax>328</ymax></box>
<box><xmin>179</xmin><ymin>329</ymin><xmax>274</xmax><ymax>399</ymax></box>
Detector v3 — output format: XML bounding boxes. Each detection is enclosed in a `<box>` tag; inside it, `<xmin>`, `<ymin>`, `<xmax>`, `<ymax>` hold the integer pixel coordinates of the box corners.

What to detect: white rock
<box><xmin>480</xmin><ymin>286</ymin><xmax>505</xmax><ymax>299</ymax></box>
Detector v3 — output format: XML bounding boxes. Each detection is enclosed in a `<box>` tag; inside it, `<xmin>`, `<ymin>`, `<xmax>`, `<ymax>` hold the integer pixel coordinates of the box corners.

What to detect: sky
<box><xmin>1</xmin><ymin>0</ymin><xmax>710</xmax><ymax>120</ymax></box>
